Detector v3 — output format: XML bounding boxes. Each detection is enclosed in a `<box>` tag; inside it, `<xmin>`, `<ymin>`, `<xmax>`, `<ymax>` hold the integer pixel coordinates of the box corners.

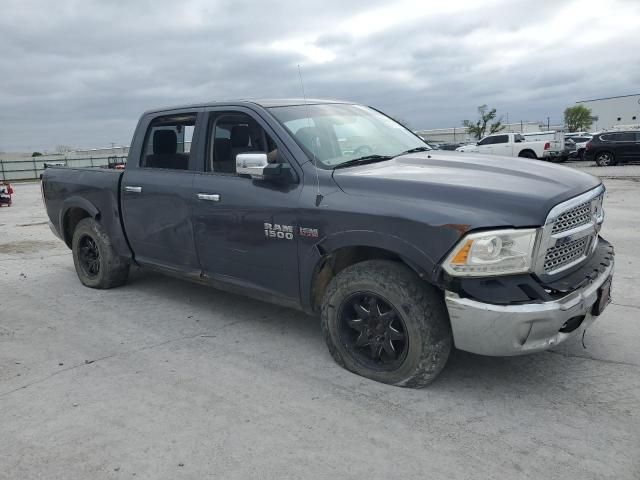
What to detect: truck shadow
<box><xmin>125</xmin><ymin>268</ymin><xmax>599</xmax><ymax>394</ymax></box>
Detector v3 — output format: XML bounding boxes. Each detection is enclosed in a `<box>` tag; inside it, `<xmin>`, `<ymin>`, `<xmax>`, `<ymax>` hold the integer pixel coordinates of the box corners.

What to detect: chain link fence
<box><xmin>0</xmin><ymin>156</ymin><xmax>128</xmax><ymax>181</ymax></box>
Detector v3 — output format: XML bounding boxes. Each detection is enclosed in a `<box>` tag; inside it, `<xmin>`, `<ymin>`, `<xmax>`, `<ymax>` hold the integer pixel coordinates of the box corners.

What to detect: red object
<box><xmin>0</xmin><ymin>182</ymin><xmax>13</xmax><ymax>207</ymax></box>
<box><xmin>585</xmin><ymin>141</ymin><xmax>593</xmax><ymax>150</ymax></box>
<box><xmin>544</xmin><ymin>141</ymin><xmax>551</xmax><ymax>150</ymax></box>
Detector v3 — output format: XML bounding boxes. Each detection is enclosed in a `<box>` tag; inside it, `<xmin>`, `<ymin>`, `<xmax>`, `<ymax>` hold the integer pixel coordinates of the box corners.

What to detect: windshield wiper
<box><xmin>333</xmin><ymin>155</ymin><xmax>393</xmax><ymax>169</ymax></box>
<box><xmin>396</xmin><ymin>146</ymin><xmax>432</xmax><ymax>156</ymax></box>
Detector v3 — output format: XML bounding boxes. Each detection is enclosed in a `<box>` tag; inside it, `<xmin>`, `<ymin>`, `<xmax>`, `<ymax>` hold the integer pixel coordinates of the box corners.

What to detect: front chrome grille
<box><xmin>535</xmin><ymin>186</ymin><xmax>605</xmax><ymax>276</ymax></box>
<box><xmin>551</xmin><ymin>200</ymin><xmax>592</xmax><ymax>234</ymax></box>
<box><xmin>544</xmin><ymin>237</ymin><xmax>590</xmax><ymax>272</ymax></box>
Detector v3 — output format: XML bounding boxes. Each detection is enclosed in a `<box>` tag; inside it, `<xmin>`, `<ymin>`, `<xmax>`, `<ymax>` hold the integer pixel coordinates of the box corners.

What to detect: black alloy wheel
<box><xmin>77</xmin><ymin>234</ymin><xmax>101</xmax><ymax>278</ymax></box>
<box><xmin>338</xmin><ymin>292</ymin><xmax>408</xmax><ymax>371</ymax></box>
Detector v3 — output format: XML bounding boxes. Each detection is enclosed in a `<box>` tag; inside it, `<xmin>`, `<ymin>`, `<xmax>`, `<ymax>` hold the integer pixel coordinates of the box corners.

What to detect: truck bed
<box><xmin>42</xmin><ymin>167</ymin><xmax>131</xmax><ymax>258</ymax></box>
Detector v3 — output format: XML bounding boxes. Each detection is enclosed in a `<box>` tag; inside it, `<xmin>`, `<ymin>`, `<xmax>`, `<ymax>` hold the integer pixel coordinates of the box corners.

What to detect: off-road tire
<box><xmin>72</xmin><ymin>218</ymin><xmax>129</xmax><ymax>289</ymax></box>
<box><xmin>321</xmin><ymin>260</ymin><xmax>452</xmax><ymax>388</ymax></box>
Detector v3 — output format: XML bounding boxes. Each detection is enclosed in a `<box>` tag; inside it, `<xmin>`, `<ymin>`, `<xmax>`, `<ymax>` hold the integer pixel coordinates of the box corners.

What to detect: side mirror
<box><xmin>236</xmin><ymin>153</ymin><xmax>268</xmax><ymax>179</ymax></box>
<box><xmin>236</xmin><ymin>153</ymin><xmax>295</xmax><ymax>183</ymax></box>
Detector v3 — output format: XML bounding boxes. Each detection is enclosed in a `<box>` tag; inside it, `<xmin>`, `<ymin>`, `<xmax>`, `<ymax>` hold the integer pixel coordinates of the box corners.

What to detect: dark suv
<box><xmin>585</xmin><ymin>131</ymin><xmax>640</xmax><ymax>166</ymax></box>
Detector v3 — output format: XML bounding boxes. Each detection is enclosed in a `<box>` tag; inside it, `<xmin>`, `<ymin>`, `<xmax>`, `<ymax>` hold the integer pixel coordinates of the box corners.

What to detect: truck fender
<box><xmin>58</xmin><ymin>196</ymin><xmax>101</xmax><ymax>245</ymax></box>
<box><xmin>299</xmin><ymin>230</ymin><xmax>438</xmax><ymax>313</ymax></box>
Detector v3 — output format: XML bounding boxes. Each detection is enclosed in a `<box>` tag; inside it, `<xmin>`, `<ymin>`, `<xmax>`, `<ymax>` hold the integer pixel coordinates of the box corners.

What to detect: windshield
<box><xmin>268</xmin><ymin>104</ymin><xmax>430</xmax><ymax>168</ymax></box>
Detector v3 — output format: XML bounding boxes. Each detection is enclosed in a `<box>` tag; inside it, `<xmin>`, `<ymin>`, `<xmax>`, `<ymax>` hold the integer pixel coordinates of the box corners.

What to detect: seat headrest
<box><xmin>295</xmin><ymin>126</ymin><xmax>322</xmax><ymax>148</ymax></box>
<box><xmin>214</xmin><ymin>137</ymin><xmax>232</xmax><ymax>160</ymax></box>
<box><xmin>231</xmin><ymin>126</ymin><xmax>250</xmax><ymax>147</ymax></box>
<box><xmin>153</xmin><ymin>130</ymin><xmax>177</xmax><ymax>154</ymax></box>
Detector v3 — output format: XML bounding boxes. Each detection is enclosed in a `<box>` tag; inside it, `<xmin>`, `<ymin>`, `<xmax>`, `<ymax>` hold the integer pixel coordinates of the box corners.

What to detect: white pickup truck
<box><xmin>456</xmin><ymin>132</ymin><xmax>565</xmax><ymax>162</ymax></box>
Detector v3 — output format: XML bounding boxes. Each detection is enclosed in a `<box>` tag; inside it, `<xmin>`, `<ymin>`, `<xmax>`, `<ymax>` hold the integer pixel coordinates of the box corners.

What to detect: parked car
<box><xmin>42</xmin><ymin>99</ymin><xmax>614</xmax><ymax>388</ymax></box>
<box><xmin>565</xmin><ymin>134</ymin><xmax>593</xmax><ymax>160</ymax></box>
<box><xmin>456</xmin><ymin>132</ymin><xmax>566</xmax><ymax>161</ymax></box>
<box><xmin>585</xmin><ymin>131</ymin><xmax>640</xmax><ymax>166</ymax></box>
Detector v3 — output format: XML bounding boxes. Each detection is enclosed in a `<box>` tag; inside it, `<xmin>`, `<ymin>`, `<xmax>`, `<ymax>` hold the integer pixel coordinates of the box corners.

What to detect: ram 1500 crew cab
<box><xmin>42</xmin><ymin>99</ymin><xmax>614</xmax><ymax>387</ymax></box>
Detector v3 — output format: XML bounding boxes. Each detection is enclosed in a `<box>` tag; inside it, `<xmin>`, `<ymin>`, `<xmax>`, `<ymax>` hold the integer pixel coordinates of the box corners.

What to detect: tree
<box><xmin>31</xmin><ymin>152</ymin><xmax>43</xmax><ymax>157</ymax></box>
<box><xmin>462</xmin><ymin>105</ymin><xmax>505</xmax><ymax>140</ymax></box>
<box><xmin>564</xmin><ymin>105</ymin><xmax>593</xmax><ymax>132</ymax></box>
<box><xmin>56</xmin><ymin>145</ymin><xmax>73</xmax><ymax>154</ymax></box>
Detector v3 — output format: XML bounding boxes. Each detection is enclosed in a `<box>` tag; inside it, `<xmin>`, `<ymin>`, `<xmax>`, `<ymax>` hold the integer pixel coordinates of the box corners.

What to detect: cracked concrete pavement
<box><xmin>1</xmin><ymin>172</ymin><xmax>639</xmax><ymax>479</ymax></box>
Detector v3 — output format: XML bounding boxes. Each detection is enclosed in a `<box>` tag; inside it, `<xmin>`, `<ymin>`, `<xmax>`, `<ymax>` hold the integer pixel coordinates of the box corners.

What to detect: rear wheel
<box><xmin>72</xmin><ymin>218</ymin><xmax>130</xmax><ymax>289</ymax></box>
<box><xmin>595</xmin><ymin>151</ymin><xmax>616</xmax><ymax>166</ymax></box>
<box><xmin>321</xmin><ymin>260</ymin><xmax>452</xmax><ymax>388</ymax></box>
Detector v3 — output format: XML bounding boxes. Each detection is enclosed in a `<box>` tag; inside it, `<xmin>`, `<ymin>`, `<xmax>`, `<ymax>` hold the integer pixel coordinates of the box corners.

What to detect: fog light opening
<box><xmin>559</xmin><ymin>315</ymin><xmax>585</xmax><ymax>333</ymax></box>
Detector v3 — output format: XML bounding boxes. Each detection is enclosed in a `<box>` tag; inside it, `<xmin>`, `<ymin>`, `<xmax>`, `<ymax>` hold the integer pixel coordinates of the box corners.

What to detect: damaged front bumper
<box><xmin>444</xmin><ymin>258</ymin><xmax>614</xmax><ymax>356</ymax></box>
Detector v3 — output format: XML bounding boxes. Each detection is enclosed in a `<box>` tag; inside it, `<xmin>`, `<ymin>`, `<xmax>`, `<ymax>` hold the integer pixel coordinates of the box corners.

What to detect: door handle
<box><xmin>197</xmin><ymin>193</ymin><xmax>220</xmax><ymax>202</ymax></box>
<box><xmin>125</xmin><ymin>186</ymin><xmax>142</xmax><ymax>193</ymax></box>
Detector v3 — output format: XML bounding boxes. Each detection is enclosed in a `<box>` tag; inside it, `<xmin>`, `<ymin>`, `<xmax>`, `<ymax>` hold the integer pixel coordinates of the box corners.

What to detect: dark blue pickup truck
<box><xmin>42</xmin><ymin>99</ymin><xmax>614</xmax><ymax>387</ymax></box>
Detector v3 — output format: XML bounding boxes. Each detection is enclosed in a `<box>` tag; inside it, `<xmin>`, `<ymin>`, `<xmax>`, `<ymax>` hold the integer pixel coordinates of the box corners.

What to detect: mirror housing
<box><xmin>236</xmin><ymin>153</ymin><xmax>268</xmax><ymax>179</ymax></box>
<box><xmin>236</xmin><ymin>153</ymin><xmax>295</xmax><ymax>183</ymax></box>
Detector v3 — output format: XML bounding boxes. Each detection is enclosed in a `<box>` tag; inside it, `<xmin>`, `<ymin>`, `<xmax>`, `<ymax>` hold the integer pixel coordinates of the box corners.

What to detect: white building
<box><xmin>576</xmin><ymin>94</ymin><xmax>640</xmax><ymax>131</ymax></box>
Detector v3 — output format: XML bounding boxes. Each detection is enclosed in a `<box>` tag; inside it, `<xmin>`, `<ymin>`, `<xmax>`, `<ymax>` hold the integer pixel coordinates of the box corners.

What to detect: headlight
<box><xmin>443</xmin><ymin>228</ymin><xmax>539</xmax><ymax>277</ymax></box>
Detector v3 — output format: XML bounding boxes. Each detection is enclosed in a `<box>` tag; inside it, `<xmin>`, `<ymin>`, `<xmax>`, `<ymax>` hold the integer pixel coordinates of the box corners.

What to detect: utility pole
<box><xmin>547</xmin><ymin>117</ymin><xmax>550</xmax><ymax>131</ymax></box>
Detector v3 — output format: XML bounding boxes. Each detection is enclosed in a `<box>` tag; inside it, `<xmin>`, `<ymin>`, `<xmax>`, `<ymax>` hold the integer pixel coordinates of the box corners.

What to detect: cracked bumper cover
<box><xmin>444</xmin><ymin>259</ymin><xmax>614</xmax><ymax>356</ymax></box>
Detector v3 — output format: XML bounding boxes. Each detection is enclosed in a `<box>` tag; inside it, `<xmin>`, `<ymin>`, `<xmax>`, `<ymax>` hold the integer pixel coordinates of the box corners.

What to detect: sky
<box><xmin>1</xmin><ymin>0</ymin><xmax>639</xmax><ymax>152</ymax></box>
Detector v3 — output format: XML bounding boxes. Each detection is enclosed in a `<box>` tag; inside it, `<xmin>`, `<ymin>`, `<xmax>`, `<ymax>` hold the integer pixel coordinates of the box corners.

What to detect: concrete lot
<box><xmin>1</xmin><ymin>165</ymin><xmax>639</xmax><ymax>479</ymax></box>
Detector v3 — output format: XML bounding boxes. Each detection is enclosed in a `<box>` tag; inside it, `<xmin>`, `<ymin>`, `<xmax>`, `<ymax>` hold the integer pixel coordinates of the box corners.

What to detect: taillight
<box><xmin>544</xmin><ymin>141</ymin><xmax>550</xmax><ymax>150</ymax></box>
<box><xmin>586</xmin><ymin>141</ymin><xmax>593</xmax><ymax>150</ymax></box>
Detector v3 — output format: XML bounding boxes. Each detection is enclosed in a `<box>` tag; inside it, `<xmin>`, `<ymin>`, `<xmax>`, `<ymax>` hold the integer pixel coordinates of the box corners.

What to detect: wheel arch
<box><xmin>300</xmin><ymin>231</ymin><xmax>438</xmax><ymax>314</ymax></box>
<box><xmin>518</xmin><ymin>149</ymin><xmax>537</xmax><ymax>158</ymax></box>
<box><xmin>59</xmin><ymin>197</ymin><xmax>101</xmax><ymax>248</ymax></box>
<box><xmin>596</xmin><ymin>149</ymin><xmax>615</xmax><ymax>158</ymax></box>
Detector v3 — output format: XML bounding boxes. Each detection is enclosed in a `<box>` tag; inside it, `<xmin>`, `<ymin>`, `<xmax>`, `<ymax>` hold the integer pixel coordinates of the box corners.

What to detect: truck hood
<box><xmin>332</xmin><ymin>151</ymin><xmax>601</xmax><ymax>228</ymax></box>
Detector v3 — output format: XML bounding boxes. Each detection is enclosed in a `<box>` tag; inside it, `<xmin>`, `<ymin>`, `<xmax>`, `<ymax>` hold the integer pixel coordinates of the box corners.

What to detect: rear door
<box><xmin>616</xmin><ymin>132</ymin><xmax>640</xmax><ymax>162</ymax></box>
<box><xmin>191</xmin><ymin>106</ymin><xmax>303</xmax><ymax>302</ymax></box>
<box><xmin>121</xmin><ymin>110</ymin><xmax>205</xmax><ymax>273</ymax></box>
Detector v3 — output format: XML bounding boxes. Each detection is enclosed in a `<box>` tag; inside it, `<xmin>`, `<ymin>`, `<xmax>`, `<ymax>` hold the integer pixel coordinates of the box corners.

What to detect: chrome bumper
<box><xmin>444</xmin><ymin>260</ymin><xmax>614</xmax><ymax>356</ymax></box>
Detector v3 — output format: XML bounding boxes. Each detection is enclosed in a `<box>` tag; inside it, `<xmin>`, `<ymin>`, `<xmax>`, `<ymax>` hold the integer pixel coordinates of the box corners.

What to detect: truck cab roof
<box><xmin>142</xmin><ymin>98</ymin><xmax>351</xmax><ymax>116</ymax></box>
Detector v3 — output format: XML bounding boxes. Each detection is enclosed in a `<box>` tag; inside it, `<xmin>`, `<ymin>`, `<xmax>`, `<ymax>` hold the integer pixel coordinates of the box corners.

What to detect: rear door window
<box><xmin>492</xmin><ymin>135</ymin><xmax>509</xmax><ymax>144</ymax></box>
<box><xmin>141</xmin><ymin>113</ymin><xmax>197</xmax><ymax>170</ymax></box>
<box><xmin>616</xmin><ymin>132</ymin><xmax>635</xmax><ymax>142</ymax></box>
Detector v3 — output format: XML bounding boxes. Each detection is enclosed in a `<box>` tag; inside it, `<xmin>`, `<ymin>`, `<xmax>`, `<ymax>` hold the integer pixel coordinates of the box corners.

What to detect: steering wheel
<box><xmin>353</xmin><ymin>145</ymin><xmax>373</xmax><ymax>156</ymax></box>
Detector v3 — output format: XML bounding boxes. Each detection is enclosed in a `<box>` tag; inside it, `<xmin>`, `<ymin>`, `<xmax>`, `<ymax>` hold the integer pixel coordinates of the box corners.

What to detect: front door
<box><xmin>191</xmin><ymin>108</ymin><xmax>303</xmax><ymax>302</ymax></box>
<box><xmin>491</xmin><ymin>134</ymin><xmax>511</xmax><ymax>156</ymax></box>
<box><xmin>121</xmin><ymin>111</ymin><xmax>203</xmax><ymax>273</ymax></box>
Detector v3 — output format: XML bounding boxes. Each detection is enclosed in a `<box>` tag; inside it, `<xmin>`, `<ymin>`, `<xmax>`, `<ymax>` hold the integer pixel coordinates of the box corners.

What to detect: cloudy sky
<box><xmin>1</xmin><ymin>0</ymin><xmax>639</xmax><ymax>152</ymax></box>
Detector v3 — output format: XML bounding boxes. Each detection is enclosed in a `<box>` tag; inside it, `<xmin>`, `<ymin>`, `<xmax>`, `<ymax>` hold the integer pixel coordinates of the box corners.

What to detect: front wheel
<box><xmin>72</xmin><ymin>218</ymin><xmax>130</xmax><ymax>289</ymax></box>
<box><xmin>518</xmin><ymin>150</ymin><xmax>537</xmax><ymax>159</ymax></box>
<box><xmin>321</xmin><ymin>260</ymin><xmax>452</xmax><ymax>388</ymax></box>
<box><xmin>595</xmin><ymin>151</ymin><xmax>616</xmax><ymax>166</ymax></box>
